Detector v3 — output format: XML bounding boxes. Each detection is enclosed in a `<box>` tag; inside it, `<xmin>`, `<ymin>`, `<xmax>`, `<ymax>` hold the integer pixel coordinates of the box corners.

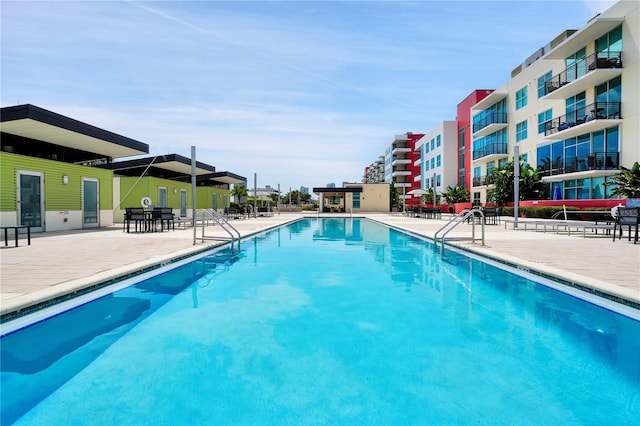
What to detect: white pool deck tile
<box><xmin>1</xmin><ymin>213</ymin><xmax>638</xmax><ymax>318</ymax></box>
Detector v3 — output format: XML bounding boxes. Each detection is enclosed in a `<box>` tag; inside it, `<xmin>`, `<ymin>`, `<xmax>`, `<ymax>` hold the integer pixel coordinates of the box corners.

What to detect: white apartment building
<box><xmin>414</xmin><ymin>121</ymin><xmax>458</xmax><ymax>204</ymax></box>
<box><xmin>470</xmin><ymin>0</ymin><xmax>638</xmax><ymax>204</ymax></box>
<box><xmin>364</xmin><ymin>155</ymin><xmax>385</xmax><ymax>183</ymax></box>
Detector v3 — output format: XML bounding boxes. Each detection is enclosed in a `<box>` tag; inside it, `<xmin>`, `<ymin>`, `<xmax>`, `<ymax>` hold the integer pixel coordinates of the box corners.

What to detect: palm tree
<box><xmin>605</xmin><ymin>161</ymin><xmax>640</xmax><ymax>198</ymax></box>
<box><xmin>231</xmin><ymin>185</ymin><xmax>248</xmax><ymax>204</ymax></box>
<box><xmin>442</xmin><ymin>185</ymin><xmax>470</xmax><ymax>204</ymax></box>
<box><xmin>486</xmin><ymin>160</ymin><xmax>544</xmax><ymax>206</ymax></box>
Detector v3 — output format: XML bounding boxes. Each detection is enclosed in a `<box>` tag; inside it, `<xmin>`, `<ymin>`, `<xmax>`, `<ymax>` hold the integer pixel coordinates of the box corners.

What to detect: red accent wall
<box><xmin>456</xmin><ymin>90</ymin><xmax>493</xmax><ymax>190</ymax></box>
<box><xmin>406</xmin><ymin>132</ymin><xmax>424</xmax><ymax>206</ymax></box>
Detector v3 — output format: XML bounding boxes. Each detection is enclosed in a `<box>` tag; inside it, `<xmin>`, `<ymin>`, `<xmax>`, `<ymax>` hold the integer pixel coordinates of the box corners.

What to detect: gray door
<box><xmin>180</xmin><ymin>190</ymin><xmax>187</xmax><ymax>217</ymax></box>
<box><xmin>18</xmin><ymin>171</ymin><xmax>44</xmax><ymax>232</ymax></box>
<box><xmin>83</xmin><ymin>178</ymin><xmax>99</xmax><ymax>228</ymax></box>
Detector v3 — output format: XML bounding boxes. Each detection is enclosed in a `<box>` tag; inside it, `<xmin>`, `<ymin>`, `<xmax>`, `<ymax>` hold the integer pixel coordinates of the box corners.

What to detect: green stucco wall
<box><xmin>117</xmin><ymin>176</ymin><xmax>230</xmax><ymax>210</ymax></box>
<box><xmin>0</xmin><ymin>152</ymin><xmax>113</xmax><ymax>212</ymax></box>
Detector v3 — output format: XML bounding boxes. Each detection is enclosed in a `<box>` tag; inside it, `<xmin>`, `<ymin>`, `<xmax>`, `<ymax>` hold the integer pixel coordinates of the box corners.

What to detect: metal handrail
<box><xmin>433</xmin><ymin>208</ymin><xmax>485</xmax><ymax>254</ymax></box>
<box><xmin>195</xmin><ymin>208</ymin><xmax>241</xmax><ymax>247</ymax></box>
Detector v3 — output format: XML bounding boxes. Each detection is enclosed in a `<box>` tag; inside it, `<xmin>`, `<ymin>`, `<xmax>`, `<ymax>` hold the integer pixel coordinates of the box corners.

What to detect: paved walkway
<box><xmin>1</xmin><ymin>213</ymin><xmax>638</xmax><ymax>321</ymax></box>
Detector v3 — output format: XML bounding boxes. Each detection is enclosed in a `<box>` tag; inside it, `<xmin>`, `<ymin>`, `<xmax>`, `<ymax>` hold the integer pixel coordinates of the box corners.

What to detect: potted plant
<box><xmin>442</xmin><ymin>185</ymin><xmax>471</xmax><ymax>213</ymax></box>
<box><xmin>605</xmin><ymin>161</ymin><xmax>640</xmax><ymax>207</ymax></box>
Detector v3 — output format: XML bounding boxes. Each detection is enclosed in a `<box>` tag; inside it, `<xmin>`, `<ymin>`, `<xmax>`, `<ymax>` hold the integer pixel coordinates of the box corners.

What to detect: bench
<box><xmin>1</xmin><ymin>225</ymin><xmax>31</xmax><ymax>247</ymax></box>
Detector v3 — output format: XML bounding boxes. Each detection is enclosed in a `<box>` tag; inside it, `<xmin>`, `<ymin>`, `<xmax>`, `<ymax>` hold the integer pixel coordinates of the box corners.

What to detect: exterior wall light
<box><xmin>62</xmin><ymin>175</ymin><xmax>69</xmax><ymax>185</ymax></box>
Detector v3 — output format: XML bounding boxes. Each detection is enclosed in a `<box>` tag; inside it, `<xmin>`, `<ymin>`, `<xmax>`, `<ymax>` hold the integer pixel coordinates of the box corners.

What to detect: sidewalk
<box><xmin>1</xmin><ymin>213</ymin><xmax>638</xmax><ymax>320</ymax></box>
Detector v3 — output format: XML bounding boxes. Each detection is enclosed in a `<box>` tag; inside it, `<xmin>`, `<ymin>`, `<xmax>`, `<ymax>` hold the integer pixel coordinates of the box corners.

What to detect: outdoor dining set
<box><xmin>123</xmin><ymin>207</ymin><xmax>175</xmax><ymax>233</ymax></box>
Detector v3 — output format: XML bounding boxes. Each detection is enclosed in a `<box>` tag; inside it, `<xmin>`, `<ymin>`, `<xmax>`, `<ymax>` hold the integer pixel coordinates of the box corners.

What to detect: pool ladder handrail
<box><xmin>194</xmin><ymin>208</ymin><xmax>241</xmax><ymax>247</ymax></box>
<box><xmin>433</xmin><ymin>208</ymin><xmax>485</xmax><ymax>254</ymax></box>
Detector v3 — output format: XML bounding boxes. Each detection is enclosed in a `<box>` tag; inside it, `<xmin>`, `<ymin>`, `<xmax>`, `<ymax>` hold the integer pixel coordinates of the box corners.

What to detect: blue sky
<box><xmin>1</xmin><ymin>0</ymin><xmax>616</xmax><ymax>191</ymax></box>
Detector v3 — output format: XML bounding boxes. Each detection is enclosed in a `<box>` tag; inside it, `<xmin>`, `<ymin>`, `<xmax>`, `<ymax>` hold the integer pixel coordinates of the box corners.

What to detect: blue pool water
<box><xmin>1</xmin><ymin>218</ymin><xmax>639</xmax><ymax>425</ymax></box>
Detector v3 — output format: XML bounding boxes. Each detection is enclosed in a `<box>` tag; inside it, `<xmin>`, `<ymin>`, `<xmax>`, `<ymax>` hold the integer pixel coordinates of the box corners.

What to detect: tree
<box><xmin>420</xmin><ymin>188</ymin><xmax>440</xmax><ymax>205</ymax></box>
<box><xmin>390</xmin><ymin>182</ymin><xmax>400</xmax><ymax>210</ymax></box>
<box><xmin>442</xmin><ymin>185</ymin><xmax>470</xmax><ymax>204</ymax></box>
<box><xmin>487</xmin><ymin>160</ymin><xmax>544</xmax><ymax>206</ymax></box>
<box><xmin>605</xmin><ymin>161</ymin><xmax>640</xmax><ymax>198</ymax></box>
<box><xmin>231</xmin><ymin>185</ymin><xmax>248</xmax><ymax>203</ymax></box>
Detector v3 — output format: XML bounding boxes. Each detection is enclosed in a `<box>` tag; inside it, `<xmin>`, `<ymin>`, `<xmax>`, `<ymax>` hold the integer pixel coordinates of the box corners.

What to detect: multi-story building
<box><xmin>384</xmin><ymin>132</ymin><xmax>424</xmax><ymax>207</ymax></box>
<box><xmin>364</xmin><ymin>155</ymin><xmax>385</xmax><ymax>183</ymax></box>
<box><xmin>414</xmin><ymin>121</ymin><xmax>458</xmax><ymax>205</ymax></box>
<box><xmin>457</xmin><ymin>90</ymin><xmax>493</xmax><ymax>194</ymax></box>
<box><xmin>470</xmin><ymin>0</ymin><xmax>638</xmax><ymax>203</ymax></box>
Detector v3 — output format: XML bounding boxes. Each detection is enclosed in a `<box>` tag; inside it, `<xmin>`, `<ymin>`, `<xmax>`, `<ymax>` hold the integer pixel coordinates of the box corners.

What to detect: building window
<box><xmin>431</xmin><ymin>158</ymin><xmax>435</xmax><ymax>169</ymax></box>
<box><xmin>538</xmin><ymin>71</ymin><xmax>552</xmax><ymax>98</ymax></box>
<box><xmin>516</xmin><ymin>87</ymin><xmax>527</xmax><ymax>109</ymax></box>
<box><xmin>486</xmin><ymin>161</ymin><xmax>496</xmax><ymax>175</ymax></box>
<box><xmin>566</xmin><ymin>92</ymin><xmax>586</xmax><ymax>122</ymax></box>
<box><xmin>436</xmin><ymin>174</ymin><xmax>441</xmax><ymax>186</ymax></box>
<box><xmin>596</xmin><ymin>25</ymin><xmax>622</xmax><ymax>54</ymax></box>
<box><xmin>566</xmin><ymin>47</ymin><xmax>587</xmax><ymax>82</ymax></box>
<box><xmin>436</xmin><ymin>135</ymin><xmax>441</xmax><ymax>147</ymax></box>
<box><xmin>353</xmin><ymin>192</ymin><xmax>361</xmax><ymax>208</ymax></box>
<box><xmin>473</xmin><ymin>192</ymin><xmax>481</xmax><ymax>206</ymax></box>
<box><xmin>436</xmin><ymin>155</ymin><xmax>441</xmax><ymax>167</ymax></box>
<box><xmin>538</xmin><ymin>109</ymin><xmax>552</xmax><ymax>134</ymax></box>
<box><xmin>431</xmin><ymin>139</ymin><xmax>435</xmax><ymax>150</ymax></box>
<box><xmin>516</xmin><ymin>120</ymin><xmax>528</xmax><ymax>142</ymax></box>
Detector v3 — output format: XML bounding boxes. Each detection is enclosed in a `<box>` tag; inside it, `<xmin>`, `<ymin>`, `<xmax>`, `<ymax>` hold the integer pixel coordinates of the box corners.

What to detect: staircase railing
<box><xmin>433</xmin><ymin>209</ymin><xmax>485</xmax><ymax>254</ymax></box>
<box><xmin>194</xmin><ymin>208</ymin><xmax>241</xmax><ymax>248</ymax></box>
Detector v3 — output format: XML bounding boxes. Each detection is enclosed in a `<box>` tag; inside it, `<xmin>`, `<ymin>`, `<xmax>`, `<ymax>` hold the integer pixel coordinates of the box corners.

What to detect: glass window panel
<box><xmin>592</xmin><ymin>177</ymin><xmax>604</xmax><ymax>199</ymax></box>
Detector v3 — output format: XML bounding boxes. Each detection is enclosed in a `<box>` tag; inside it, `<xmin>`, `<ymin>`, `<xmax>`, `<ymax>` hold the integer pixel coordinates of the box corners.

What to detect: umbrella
<box><xmin>553</xmin><ymin>184</ymin><xmax>562</xmax><ymax>200</ymax></box>
<box><xmin>407</xmin><ymin>189</ymin><xmax>428</xmax><ymax>196</ymax></box>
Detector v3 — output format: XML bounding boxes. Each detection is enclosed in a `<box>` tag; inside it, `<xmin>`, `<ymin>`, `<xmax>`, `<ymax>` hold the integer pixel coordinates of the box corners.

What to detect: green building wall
<box><xmin>0</xmin><ymin>151</ymin><xmax>114</xmax><ymax>230</ymax></box>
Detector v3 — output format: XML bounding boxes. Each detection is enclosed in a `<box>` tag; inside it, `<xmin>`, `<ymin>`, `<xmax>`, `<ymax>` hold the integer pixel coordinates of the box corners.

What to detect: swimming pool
<box><xmin>1</xmin><ymin>218</ymin><xmax>639</xmax><ymax>425</ymax></box>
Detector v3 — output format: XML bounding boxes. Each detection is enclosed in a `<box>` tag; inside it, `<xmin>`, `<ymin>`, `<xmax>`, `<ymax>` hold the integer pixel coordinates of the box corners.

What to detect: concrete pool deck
<box><xmin>1</xmin><ymin>212</ymin><xmax>639</xmax><ymax>320</ymax></box>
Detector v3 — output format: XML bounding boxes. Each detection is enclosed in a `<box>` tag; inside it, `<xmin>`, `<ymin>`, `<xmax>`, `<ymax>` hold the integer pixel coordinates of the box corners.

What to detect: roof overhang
<box><xmin>110</xmin><ymin>154</ymin><xmax>215</xmax><ymax>177</ymax></box>
<box><xmin>313</xmin><ymin>186</ymin><xmax>363</xmax><ymax>194</ymax></box>
<box><xmin>199</xmin><ymin>171</ymin><xmax>247</xmax><ymax>185</ymax></box>
<box><xmin>0</xmin><ymin>104</ymin><xmax>149</xmax><ymax>158</ymax></box>
<box><xmin>545</xmin><ymin>17</ymin><xmax>624</xmax><ymax>59</ymax></box>
<box><xmin>542</xmin><ymin>169</ymin><xmax>617</xmax><ymax>182</ymax></box>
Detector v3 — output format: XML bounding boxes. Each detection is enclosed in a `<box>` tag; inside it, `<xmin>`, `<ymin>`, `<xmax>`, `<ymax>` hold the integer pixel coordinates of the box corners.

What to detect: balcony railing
<box><xmin>544</xmin><ymin>101</ymin><xmax>621</xmax><ymax>136</ymax></box>
<box><xmin>472</xmin><ymin>112</ymin><xmax>508</xmax><ymax>133</ymax></box>
<box><xmin>544</xmin><ymin>51</ymin><xmax>622</xmax><ymax>96</ymax></box>
<box><xmin>538</xmin><ymin>152</ymin><xmax>619</xmax><ymax>177</ymax></box>
<box><xmin>472</xmin><ymin>143</ymin><xmax>508</xmax><ymax>161</ymax></box>
<box><xmin>473</xmin><ymin>176</ymin><xmax>493</xmax><ymax>186</ymax></box>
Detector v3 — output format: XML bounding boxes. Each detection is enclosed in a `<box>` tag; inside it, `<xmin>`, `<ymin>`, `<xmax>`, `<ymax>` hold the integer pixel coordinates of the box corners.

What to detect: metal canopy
<box><xmin>0</xmin><ymin>104</ymin><xmax>149</xmax><ymax>158</ymax></box>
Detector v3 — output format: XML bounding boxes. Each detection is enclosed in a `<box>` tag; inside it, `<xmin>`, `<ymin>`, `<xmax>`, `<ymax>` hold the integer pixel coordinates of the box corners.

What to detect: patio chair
<box><xmin>126</xmin><ymin>208</ymin><xmax>147</xmax><ymax>233</ymax></box>
<box><xmin>158</xmin><ymin>208</ymin><xmax>175</xmax><ymax>231</ymax></box>
<box><xmin>613</xmin><ymin>207</ymin><xmax>639</xmax><ymax>244</ymax></box>
<box><xmin>483</xmin><ymin>207</ymin><xmax>501</xmax><ymax>225</ymax></box>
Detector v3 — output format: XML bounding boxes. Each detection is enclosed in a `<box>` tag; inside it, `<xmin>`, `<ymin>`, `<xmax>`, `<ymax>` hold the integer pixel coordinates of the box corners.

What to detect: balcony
<box><xmin>472</xmin><ymin>175</ymin><xmax>492</xmax><ymax>187</ymax></box>
<box><xmin>472</xmin><ymin>112</ymin><xmax>508</xmax><ymax>138</ymax></box>
<box><xmin>543</xmin><ymin>51</ymin><xmax>622</xmax><ymax>99</ymax></box>
<box><xmin>539</xmin><ymin>152</ymin><xmax>620</xmax><ymax>180</ymax></box>
<box><xmin>472</xmin><ymin>143</ymin><xmax>508</xmax><ymax>162</ymax></box>
<box><xmin>391</xmin><ymin>158</ymin><xmax>411</xmax><ymax>167</ymax></box>
<box><xmin>392</xmin><ymin>147</ymin><xmax>411</xmax><ymax>155</ymax></box>
<box><xmin>543</xmin><ymin>102</ymin><xmax>622</xmax><ymax>140</ymax></box>
<box><xmin>392</xmin><ymin>170</ymin><xmax>411</xmax><ymax>178</ymax></box>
